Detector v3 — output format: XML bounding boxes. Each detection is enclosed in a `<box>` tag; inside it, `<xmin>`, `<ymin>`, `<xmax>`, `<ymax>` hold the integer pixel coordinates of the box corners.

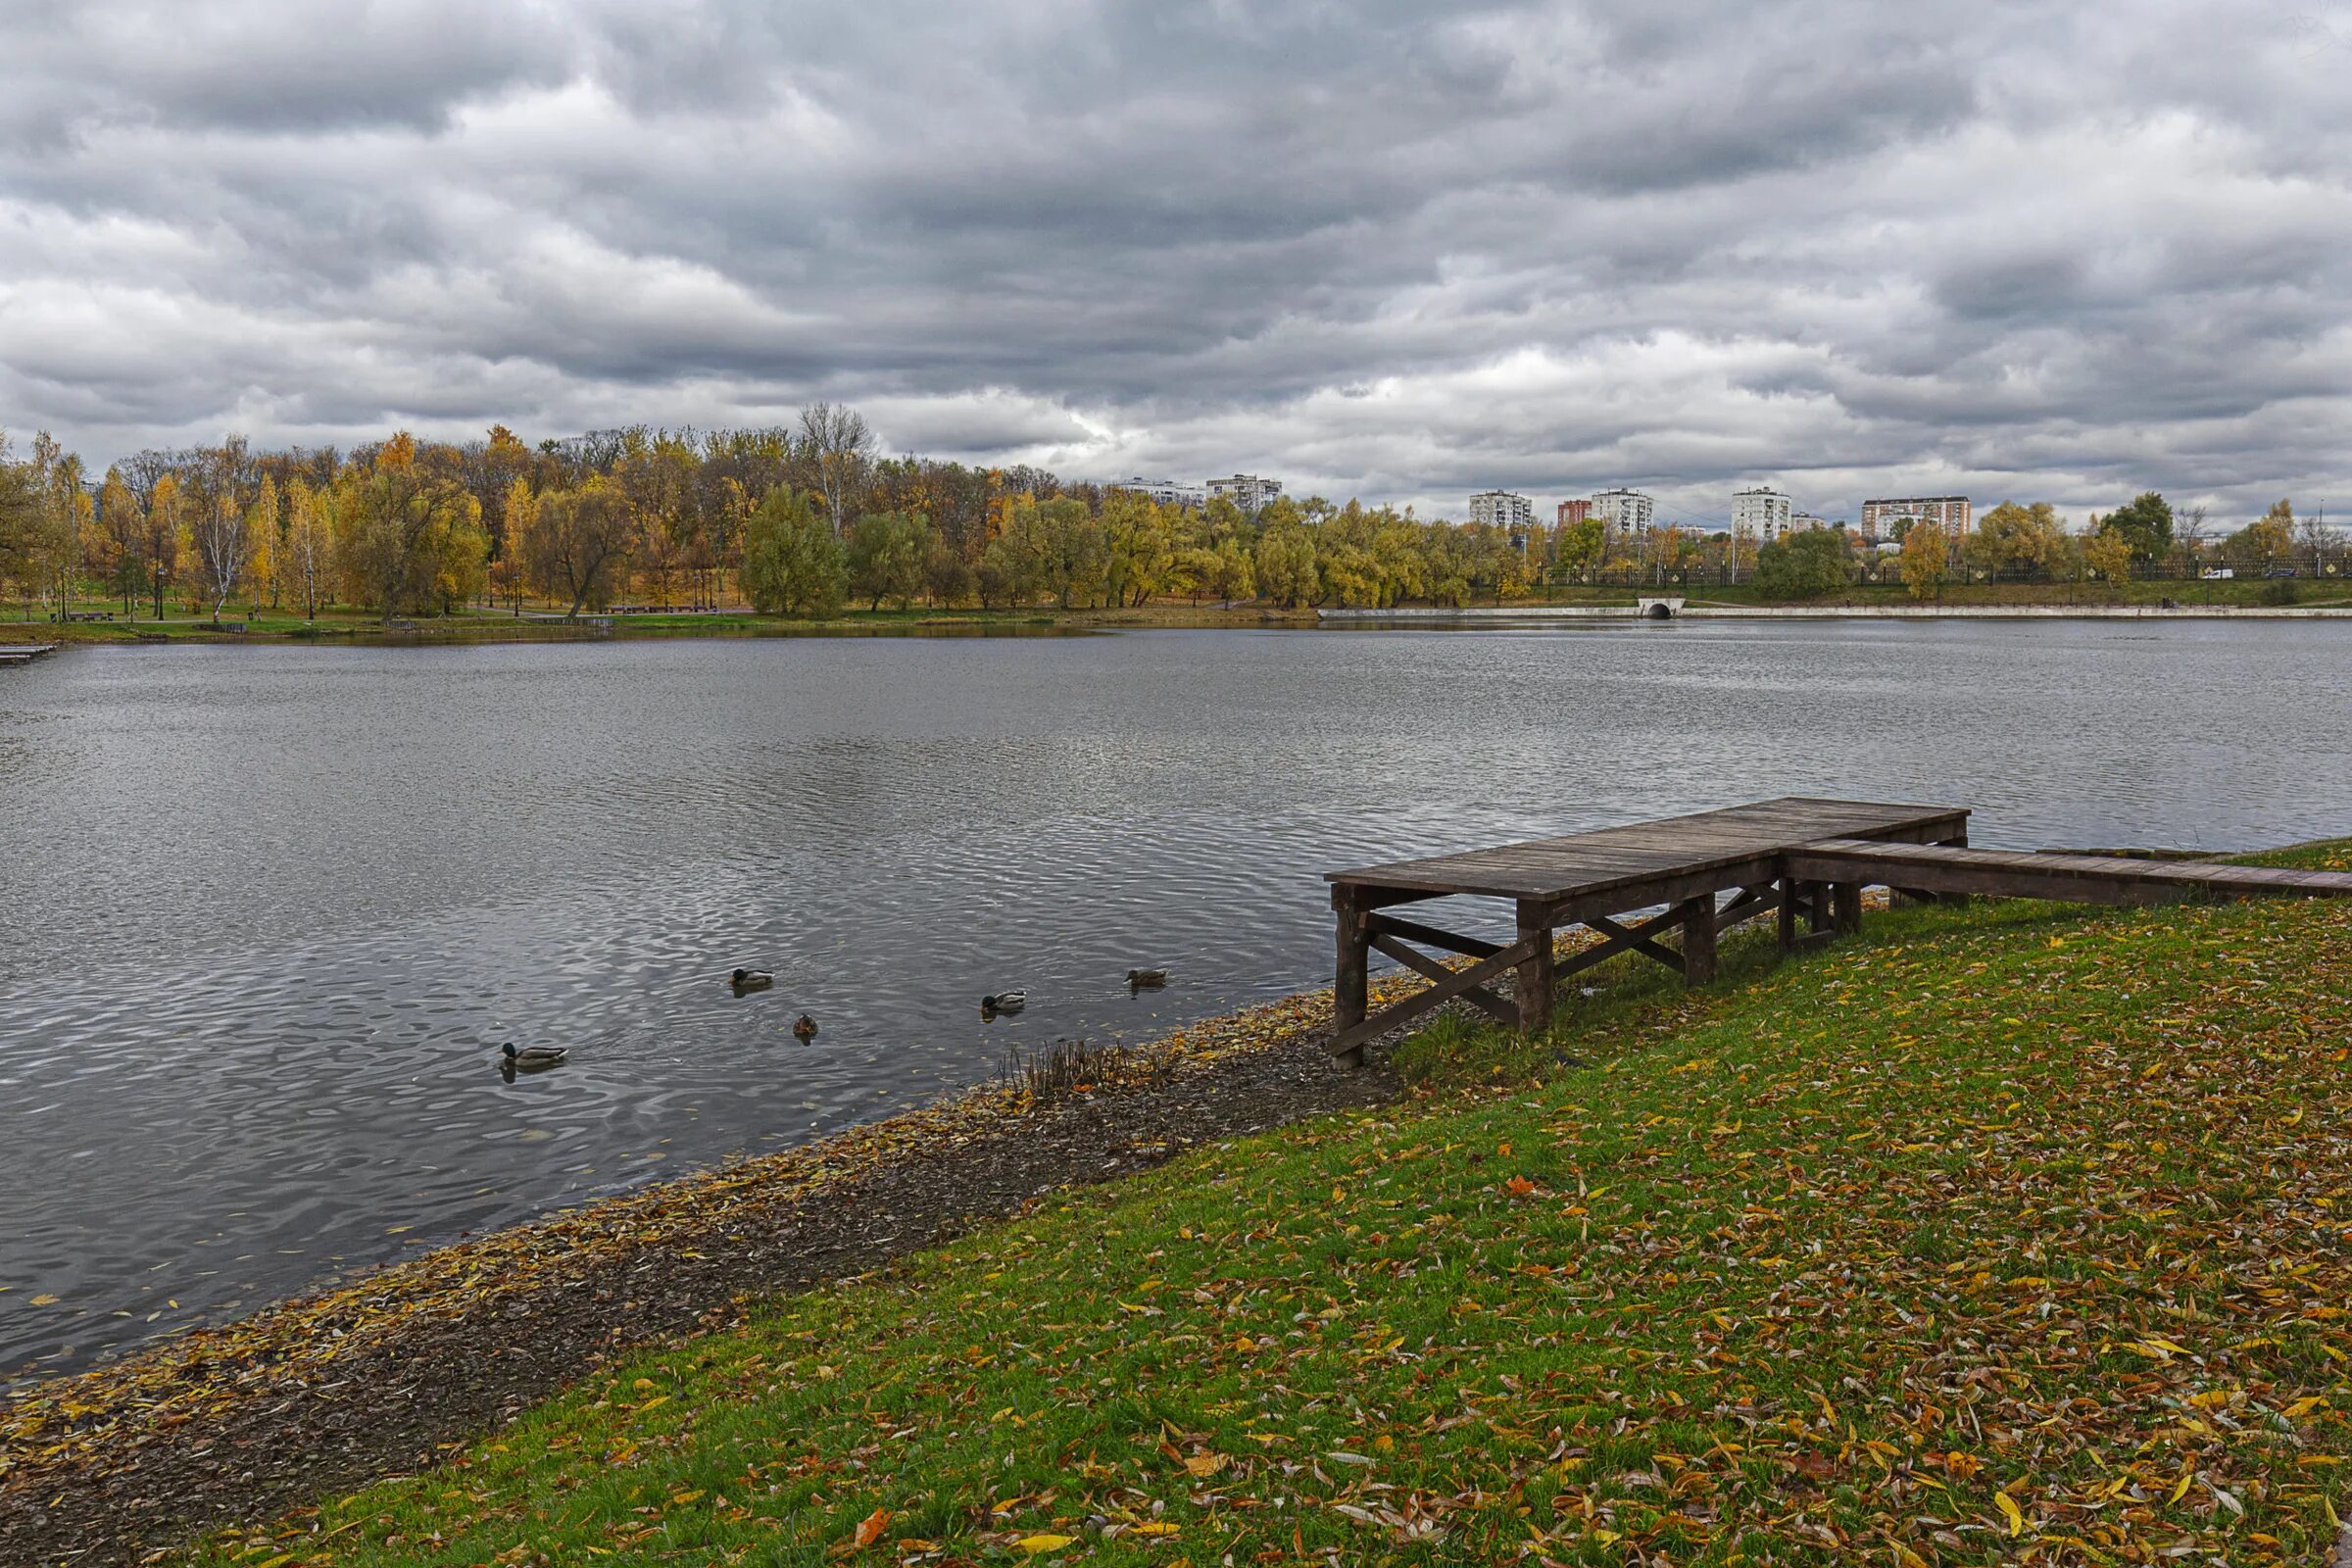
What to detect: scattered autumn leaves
<box><xmin>175</xmin><ymin>858</ymin><xmax>2352</xmax><ymax>1566</ymax></box>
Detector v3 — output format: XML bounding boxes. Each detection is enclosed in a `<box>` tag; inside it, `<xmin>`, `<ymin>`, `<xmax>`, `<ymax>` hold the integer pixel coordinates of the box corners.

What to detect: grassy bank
<box><xmin>183</xmin><ymin>845</ymin><xmax>2352</xmax><ymax>1566</ymax></box>
<box><xmin>0</xmin><ymin>602</ymin><xmax>1320</xmax><ymax>647</ymax></box>
<box><xmin>11</xmin><ymin>578</ymin><xmax>2348</xmax><ymax>649</ymax></box>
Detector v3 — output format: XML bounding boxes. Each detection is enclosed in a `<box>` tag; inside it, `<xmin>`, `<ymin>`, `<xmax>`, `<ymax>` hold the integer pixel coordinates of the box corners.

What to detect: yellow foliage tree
<box><xmin>1900</xmin><ymin>520</ymin><xmax>1948</xmax><ymax>601</ymax></box>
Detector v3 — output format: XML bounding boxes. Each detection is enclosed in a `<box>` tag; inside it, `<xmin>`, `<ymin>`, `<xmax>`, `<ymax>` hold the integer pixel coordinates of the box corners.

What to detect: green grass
<box><xmin>175</xmin><ymin>850</ymin><xmax>2352</xmax><ymax>1564</ymax></box>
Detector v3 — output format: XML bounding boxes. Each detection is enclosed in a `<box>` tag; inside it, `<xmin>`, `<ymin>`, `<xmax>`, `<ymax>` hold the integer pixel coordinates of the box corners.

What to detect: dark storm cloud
<box><xmin>1</xmin><ymin>0</ymin><xmax>2346</xmax><ymax>524</ymax></box>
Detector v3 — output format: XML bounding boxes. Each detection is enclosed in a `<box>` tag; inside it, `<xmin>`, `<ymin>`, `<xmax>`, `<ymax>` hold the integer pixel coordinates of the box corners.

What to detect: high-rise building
<box><xmin>1469</xmin><ymin>490</ymin><xmax>1536</xmax><ymax>531</ymax></box>
<box><xmin>1556</xmin><ymin>499</ymin><xmax>1592</xmax><ymax>527</ymax></box>
<box><xmin>1733</xmin><ymin>486</ymin><xmax>1793</xmax><ymax>543</ymax></box>
<box><xmin>1860</xmin><ymin>496</ymin><xmax>1971</xmax><ymax>542</ymax></box>
<box><xmin>1109</xmin><ymin>476</ymin><xmax>1205</xmax><ymax>509</ymax></box>
<box><xmin>1592</xmin><ymin>487</ymin><xmax>1654</xmax><ymax>536</ymax></box>
<box><xmin>1205</xmin><ymin>473</ymin><xmax>1284</xmax><ymax>513</ymax></box>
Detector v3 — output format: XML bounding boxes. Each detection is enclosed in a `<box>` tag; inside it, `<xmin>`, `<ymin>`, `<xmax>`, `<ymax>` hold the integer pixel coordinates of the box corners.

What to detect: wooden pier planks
<box><xmin>1787</xmin><ymin>839</ymin><xmax>2352</xmax><ymax>907</ymax></box>
<box><xmin>1324</xmin><ymin>798</ymin><xmax>2352</xmax><ymax>1064</ymax></box>
<box><xmin>1324</xmin><ymin>798</ymin><xmax>1970</xmax><ymax>1061</ymax></box>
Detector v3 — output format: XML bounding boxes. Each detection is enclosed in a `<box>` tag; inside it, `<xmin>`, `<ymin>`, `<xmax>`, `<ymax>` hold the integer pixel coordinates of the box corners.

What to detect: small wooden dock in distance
<box><xmin>1324</xmin><ymin>796</ymin><xmax>2352</xmax><ymax>1063</ymax></box>
<box><xmin>0</xmin><ymin>644</ymin><xmax>58</xmax><ymax>665</ymax></box>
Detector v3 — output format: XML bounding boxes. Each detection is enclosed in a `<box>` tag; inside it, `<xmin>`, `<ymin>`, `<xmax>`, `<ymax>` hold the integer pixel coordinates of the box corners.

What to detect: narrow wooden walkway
<box><xmin>1325</xmin><ymin>797</ymin><xmax>2352</xmax><ymax>1062</ymax></box>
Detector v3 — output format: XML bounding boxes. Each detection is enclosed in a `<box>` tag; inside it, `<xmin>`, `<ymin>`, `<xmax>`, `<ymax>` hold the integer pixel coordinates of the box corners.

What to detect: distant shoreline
<box><xmin>9</xmin><ymin>595</ymin><xmax>2352</xmax><ymax>650</ymax></box>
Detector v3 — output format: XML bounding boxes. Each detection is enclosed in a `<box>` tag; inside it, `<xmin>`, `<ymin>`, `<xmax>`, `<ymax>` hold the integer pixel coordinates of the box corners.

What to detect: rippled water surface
<box><xmin>4</xmin><ymin>620</ymin><xmax>2350</xmax><ymax>1379</ymax></box>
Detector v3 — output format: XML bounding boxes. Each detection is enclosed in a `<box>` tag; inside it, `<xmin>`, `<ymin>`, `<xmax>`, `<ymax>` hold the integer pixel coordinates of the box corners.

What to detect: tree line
<box><xmin>0</xmin><ymin>415</ymin><xmax>2333</xmax><ymax>621</ymax></box>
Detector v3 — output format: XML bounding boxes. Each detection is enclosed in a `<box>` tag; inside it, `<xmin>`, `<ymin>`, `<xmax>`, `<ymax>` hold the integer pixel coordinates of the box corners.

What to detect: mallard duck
<box><xmin>730</xmin><ymin>968</ymin><xmax>773</xmax><ymax>991</ymax></box>
<box><xmin>501</xmin><ymin>1042</ymin><xmax>568</xmax><ymax>1072</ymax></box>
<box><xmin>982</xmin><ymin>990</ymin><xmax>1028</xmax><ymax>1013</ymax></box>
<box><xmin>1126</xmin><ymin>968</ymin><xmax>1169</xmax><ymax>989</ymax></box>
<box><xmin>791</xmin><ymin>1013</ymin><xmax>818</xmax><ymax>1043</ymax></box>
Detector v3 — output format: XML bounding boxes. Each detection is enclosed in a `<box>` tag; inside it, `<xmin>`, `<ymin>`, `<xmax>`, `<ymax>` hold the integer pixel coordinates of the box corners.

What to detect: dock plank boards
<box><xmin>1788</xmin><ymin>840</ymin><xmax>2352</xmax><ymax>906</ymax></box>
<box><xmin>1323</xmin><ymin>796</ymin><xmax>2352</xmax><ymax>1064</ymax></box>
<box><xmin>1326</xmin><ymin>797</ymin><xmax>1968</xmax><ymax>902</ymax></box>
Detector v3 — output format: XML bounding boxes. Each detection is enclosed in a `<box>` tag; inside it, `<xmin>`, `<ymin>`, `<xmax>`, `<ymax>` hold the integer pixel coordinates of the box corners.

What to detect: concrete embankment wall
<box><xmin>1319</xmin><ymin>604</ymin><xmax>2352</xmax><ymax>622</ymax></box>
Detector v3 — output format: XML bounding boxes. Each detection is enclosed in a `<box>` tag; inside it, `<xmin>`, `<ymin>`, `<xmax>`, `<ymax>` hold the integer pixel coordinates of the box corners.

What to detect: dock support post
<box><xmin>1937</xmin><ymin>828</ymin><xmax>1972</xmax><ymax>907</ymax></box>
<box><xmin>1515</xmin><ymin>900</ymin><xmax>1555</xmax><ymax>1035</ymax></box>
<box><xmin>1333</xmin><ymin>891</ymin><xmax>1369</xmax><ymax>1065</ymax></box>
<box><xmin>1681</xmin><ymin>894</ymin><xmax>1718</xmax><ymax>984</ymax></box>
<box><xmin>1776</xmin><ymin>876</ymin><xmax>1799</xmax><ymax>953</ymax></box>
<box><xmin>1833</xmin><ymin>881</ymin><xmax>1864</xmax><ymax>935</ymax></box>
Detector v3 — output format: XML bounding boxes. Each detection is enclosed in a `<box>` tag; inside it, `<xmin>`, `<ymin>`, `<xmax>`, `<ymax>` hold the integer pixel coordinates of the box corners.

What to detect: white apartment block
<box><xmin>1859</xmin><ymin>495</ymin><xmax>1972</xmax><ymax>543</ymax></box>
<box><xmin>1732</xmin><ymin>486</ymin><xmax>1793</xmax><ymax>543</ymax></box>
<box><xmin>1591</xmin><ymin>487</ymin><xmax>1654</xmax><ymax>536</ymax></box>
<box><xmin>1791</xmin><ymin>511</ymin><xmax>1830</xmax><ymax>531</ymax></box>
<box><xmin>1205</xmin><ymin>473</ymin><xmax>1284</xmax><ymax>513</ymax></box>
<box><xmin>1110</xmin><ymin>476</ymin><xmax>1205</xmax><ymax>509</ymax></box>
<box><xmin>1468</xmin><ymin>489</ymin><xmax>1536</xmax><ymax>531</ymax></box>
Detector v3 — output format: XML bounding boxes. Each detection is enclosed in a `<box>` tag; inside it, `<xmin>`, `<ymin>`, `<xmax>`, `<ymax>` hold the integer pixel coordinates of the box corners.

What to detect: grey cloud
<box><xmin>0</xmin><ymin>0</ymin><xmax>2345</xmax><ymax>524</ymax></box>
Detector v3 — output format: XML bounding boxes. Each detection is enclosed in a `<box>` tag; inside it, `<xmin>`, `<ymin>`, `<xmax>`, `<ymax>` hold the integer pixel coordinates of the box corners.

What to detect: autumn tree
<box><xmin>26</xmin><ymin>437</ymin><xmax>90</xmax><ymax>621</ymax></box>
<box><xmin>1966</xmin><ymin>502</ymin><xmax>2064</xmax><ymax>577</ymax></box>
<box><xmin>244</xmin><ymin>475</ymin><xmax>280</xmax><ymax>615</ymax></box>
<box><xmin>144</xmin><ymin>472</ymin><xmax>182</xmax><ymax>619</ymax></box>
<box><xmin>1102</xmin><ymin>491</ymin><xmax>1180</xmax><ymax>607</ymax></box>
<box><xmin>2081</xmin><ymin>524</ymin><xmax>2132</xmax><ymax>595</ymax></box>
<box><xmin>283</xmin><ymin>478</ymin><xmax>330</xmax><ymax>619</ymax></box>
<box><xmin>333</xmin><ymin>448</ymin><xmax>490</xmax><ymax>621</ymax></box>
<box><xmin>190</xmin><ymin>482</ymin><xmax>253</xmax><ymax>624</ymax></box>
<box><xmin>1551</xmin><ymin>515</ymin><xmax>1605</xmax><ymax>576</ymax></box>
<box><xmin>797</xmin><ymin>403</ymin><xmax>875</xmax><ymax>536</ymax></box>
<box><xmin>523</xmin><ymin>478</ymin><xmax>635</xmax><ymax>618</ymax></box>
<box><xmin>740</xmin><ymin>485</ymin><xmax>847</xmax><ymax>615</ymax></box>
<box><xmin>98</xmin><ymin>469</ymin><xmax>142</xmax><ymax>616</ymax></box>
<box><xmin>2224</xmin><ymin>502</ymin><xmax>2294</xmax><ymax>570</ymax></box>
<box><xmin>845</xmin><ymin>511</ymin><xmax>930</xmax><ymax>610</ymax></box>
<box><xmin>1025</xmin><ymin>497</ymin><xmax>1107</xmax><ymax>610</ymax></box>
<box><xmin>1899</xmin><ymin>520</ymin><xmax>1948</xmax><ymax>601</ymax></box>
<box><xmin>0</xmin><ymin>433</ymin><xmax>35</xmax><ymax>605</ymax></box>
<box><xmin>1254</xmin><ymin>520</ymin><xmax>1319</xmax><ymax>608</ymax></box>
<box><xmin>976</xmin><ymin>534</ymin><xmax>1035</xmax><ymax>610</ymax></box>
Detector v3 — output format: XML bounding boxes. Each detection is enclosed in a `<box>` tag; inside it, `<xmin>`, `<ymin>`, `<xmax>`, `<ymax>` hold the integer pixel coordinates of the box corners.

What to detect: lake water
<box><xmin>5</xmin><ymin>620</ymin><xmax>2351</xmax><ymax>1382</ymax></box>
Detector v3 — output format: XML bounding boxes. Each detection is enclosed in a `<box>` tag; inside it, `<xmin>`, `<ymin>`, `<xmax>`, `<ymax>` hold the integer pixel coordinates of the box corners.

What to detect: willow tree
<box><xmin>740</xmin><ymin>485</ymin><xmax>846</xmax><ymax>616</ymax></box>
<box><xmin>522</xmin><ymin>478</ymin><xmax>635</xmax><ymax>618</ymax></box>
<box><xmin>332</xmin><ymin>456</ymin><xmax>488</xmax><ymax>621</ymax></box>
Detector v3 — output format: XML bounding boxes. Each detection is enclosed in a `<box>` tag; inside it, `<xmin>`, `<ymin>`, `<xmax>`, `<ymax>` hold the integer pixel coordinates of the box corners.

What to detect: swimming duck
<box><xmin>730</xmin><ymin>968</ymin><xmax>774</xmax><ymax>991</ymax></box>
<box><xmin>792</xmin><ymin>1013</ymin><xmax>818</xmax><ymax>1043</ymax></box>
<box><xmin>982</xmin><ymin>990</ymin><xmax>1028</xmax><ymax>1013</ymax></box>
<box><xmin>1126</xmin><ymin>968</ymin><xmax>1169</xmax><ymax>989</ymax></box>
<box><xmin>501</xmin><ymin>1042</ymin><xmax>568</xmax><ymax>1072</ymax></box>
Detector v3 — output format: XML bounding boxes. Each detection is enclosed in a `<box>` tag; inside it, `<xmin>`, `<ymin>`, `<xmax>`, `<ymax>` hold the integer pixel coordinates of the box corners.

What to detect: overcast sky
<box><xmin>2</xmin><ymin>1</ymin><xmax>2346</xmax><ymax>526</ymax></box>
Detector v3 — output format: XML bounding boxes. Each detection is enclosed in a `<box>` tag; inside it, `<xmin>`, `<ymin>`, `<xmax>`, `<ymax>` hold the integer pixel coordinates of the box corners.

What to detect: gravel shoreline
<box><xmin>0</xmin><ymin>992</ymin><xmax>1404</xmax><ymax>1567</ymax></box>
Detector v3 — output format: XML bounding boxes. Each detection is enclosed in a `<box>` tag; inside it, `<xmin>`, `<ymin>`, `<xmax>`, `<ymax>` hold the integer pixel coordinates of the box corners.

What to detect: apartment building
<box><xmin>1732</xmin><ymin>486</ymin><xmax>1793</xmax><ymax>543</ymax></box>
<box><xmin>1205</xmin><ymin>473</ymin><xmax>1284</xmax><ymax>513</ymax></box>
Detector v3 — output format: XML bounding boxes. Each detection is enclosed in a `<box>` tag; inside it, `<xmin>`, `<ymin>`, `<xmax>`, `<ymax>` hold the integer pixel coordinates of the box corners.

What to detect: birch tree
<box><xmin>284</xmin><ymin>477</ymin><xmax>328</xmax><ymax>620</ymax></box>
<box><xmin>797</xmin><ymin>403</ymin><xmax>874</xmax><ymax>536</ymax></box>
<box><xmin>190</xmin><ymin>489</ymin><xmax>252</xmax><ymax>624</ymax></box>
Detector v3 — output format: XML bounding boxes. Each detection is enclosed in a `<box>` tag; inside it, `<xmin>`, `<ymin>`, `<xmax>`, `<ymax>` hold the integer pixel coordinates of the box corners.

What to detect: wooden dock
<box><xmin>0</xmin><ymin>644</ymin><xmax>58</xmax><ymax>665</ymax></box>
<box><xmin>1324</xmin><ymin>796</ymin><xmax>2352</xmax><ymax>1062</ymax></box>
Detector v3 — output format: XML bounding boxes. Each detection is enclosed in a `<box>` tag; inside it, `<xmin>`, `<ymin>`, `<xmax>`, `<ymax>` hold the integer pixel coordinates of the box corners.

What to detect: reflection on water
<box><xmin>3</xmin><ymin>620</ymin><xmax>2349</xmax><ymax>1380</ymax></box>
